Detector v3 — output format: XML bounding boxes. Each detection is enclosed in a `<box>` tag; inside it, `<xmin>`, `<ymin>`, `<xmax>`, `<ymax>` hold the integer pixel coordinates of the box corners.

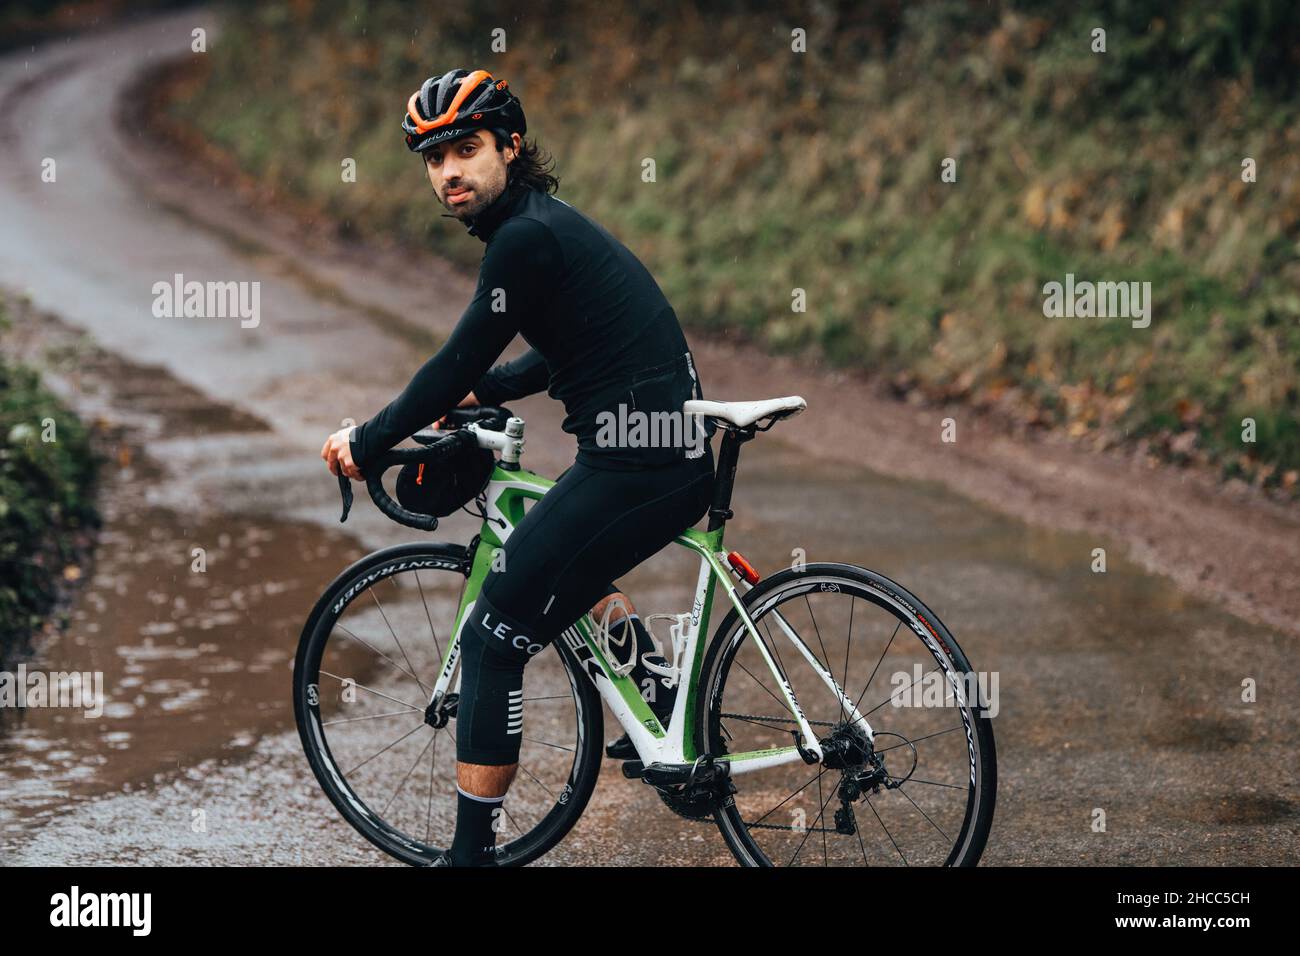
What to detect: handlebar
<box><xmin>336</xmin><ymin>405</ymin><xmax>515</xmax><ymax>531</ymax></box>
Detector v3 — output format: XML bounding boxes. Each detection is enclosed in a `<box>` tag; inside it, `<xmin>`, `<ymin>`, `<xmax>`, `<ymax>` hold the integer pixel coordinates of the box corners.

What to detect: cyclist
<box><xmin>321</xmin><ymin>68</ymin><xmax>718</xmax><ymax>866</ymax></box>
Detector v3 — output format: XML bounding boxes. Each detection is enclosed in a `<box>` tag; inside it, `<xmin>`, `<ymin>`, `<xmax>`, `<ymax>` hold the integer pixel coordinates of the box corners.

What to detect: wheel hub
<box><xmin>425</xmin><ymin>692</ymin><xmax>457</xmax><ymax>729</ymax></box>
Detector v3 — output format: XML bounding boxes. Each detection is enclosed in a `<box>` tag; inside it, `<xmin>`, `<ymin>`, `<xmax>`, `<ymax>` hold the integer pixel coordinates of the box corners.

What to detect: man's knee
<box><xmin>468</xmin><ymin>589</ymin><xmax>548</xmax><ymax>664</ymax></box>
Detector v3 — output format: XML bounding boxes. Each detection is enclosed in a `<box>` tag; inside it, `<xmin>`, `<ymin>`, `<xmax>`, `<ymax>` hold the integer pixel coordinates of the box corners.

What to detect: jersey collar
<box><xmin>462</xmin><ymin>178</ymin><xmax>529</xmax><ymax>242</ymax></box>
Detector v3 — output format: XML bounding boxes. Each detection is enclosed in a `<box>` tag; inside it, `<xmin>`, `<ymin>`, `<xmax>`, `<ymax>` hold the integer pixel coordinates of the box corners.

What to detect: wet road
<box><xmin>0</xmin><ymin>12</ymin><xmax>1296</xmax><ymax>865</ymax></box>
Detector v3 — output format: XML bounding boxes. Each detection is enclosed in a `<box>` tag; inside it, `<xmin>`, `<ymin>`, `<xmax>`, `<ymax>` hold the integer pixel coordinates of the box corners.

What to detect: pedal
<box><xmin>621</xmin><ymin>760</ymin><xmax>645</xmax><ymax>780</ymax></box>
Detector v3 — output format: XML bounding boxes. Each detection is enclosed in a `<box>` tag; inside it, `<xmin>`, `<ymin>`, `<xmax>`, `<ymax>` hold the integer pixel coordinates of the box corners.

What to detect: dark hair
<box><xmin>490</xmin><ymin>128</ymin><xmax>560</xmax><ymax>194</ymax></box>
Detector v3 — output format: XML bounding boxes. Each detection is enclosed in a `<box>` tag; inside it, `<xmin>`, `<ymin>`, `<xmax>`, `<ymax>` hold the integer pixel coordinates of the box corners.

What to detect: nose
<box><xmin>440</xmin><ymin>156</ymin><xmax>464</xmax><ymax>187</ymax></box>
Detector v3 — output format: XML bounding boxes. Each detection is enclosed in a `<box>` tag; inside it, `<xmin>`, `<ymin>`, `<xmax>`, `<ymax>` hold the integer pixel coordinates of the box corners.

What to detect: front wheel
<box><xmin>293</xmin><ymin>542</ymin><xmax>604</xmax><ymax>866</ymax></box>
<box><xmin>697</xmin><ymin>562</ymin><xmax>996</xmax><ymax>866</ymax></box>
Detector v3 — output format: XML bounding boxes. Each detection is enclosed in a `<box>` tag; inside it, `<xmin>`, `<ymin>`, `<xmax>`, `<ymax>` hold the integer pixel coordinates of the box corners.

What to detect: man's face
<box><xmin>423</xmin><ymin>130</ymin><xmax>518</xmax><ymax>219</ymax></box>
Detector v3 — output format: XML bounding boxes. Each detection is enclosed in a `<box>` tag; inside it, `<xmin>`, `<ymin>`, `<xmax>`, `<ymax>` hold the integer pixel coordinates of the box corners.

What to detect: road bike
<box><xmin>293</xmin><ymin>397</ymin><xmax>997</xmax><ymax>866</ymax></box>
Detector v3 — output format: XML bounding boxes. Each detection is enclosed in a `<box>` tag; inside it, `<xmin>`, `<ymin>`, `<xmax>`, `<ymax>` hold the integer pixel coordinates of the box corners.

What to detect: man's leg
<box><xmin>591</xmin><ymin>588</ymin><xmax>634</xmax><ymax>625</ymax></box>
<box><xmin>448</xmin><ymin>456</ymin><xmax>713</xmax><ymax>863</ymax></box>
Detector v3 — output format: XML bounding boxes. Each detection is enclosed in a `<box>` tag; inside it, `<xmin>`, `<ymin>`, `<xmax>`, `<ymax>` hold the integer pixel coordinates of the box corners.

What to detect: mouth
<box><xmin>445</xmin><ymin>187</ymin><xmax>472</xmax><ymax>206</ymax></box>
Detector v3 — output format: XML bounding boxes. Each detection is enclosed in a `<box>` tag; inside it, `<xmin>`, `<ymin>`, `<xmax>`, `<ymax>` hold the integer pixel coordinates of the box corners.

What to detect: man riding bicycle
<box><xmin>321</xmin><ymin>68</ymin><xmax>717</xmax><ymax>866</ymax></box>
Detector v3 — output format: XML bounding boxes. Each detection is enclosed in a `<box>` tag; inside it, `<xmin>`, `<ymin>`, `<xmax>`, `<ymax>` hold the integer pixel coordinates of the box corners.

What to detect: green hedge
<box><xmin>0</xmin><ymin>306</ymin><xmax>99</xmax><ymax>664</ymax></box>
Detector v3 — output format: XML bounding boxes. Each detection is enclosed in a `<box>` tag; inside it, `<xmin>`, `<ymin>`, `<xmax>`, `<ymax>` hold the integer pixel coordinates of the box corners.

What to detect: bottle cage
<box><xmin>590</xmin><ymin>600</ymin><xmax>691</xmax><ymax>688</ymax></box>
<box><xmin>640</xmin><ymin>613</ymin><xmax>691</xmax><ymax>689</ymax></box>
<box><xmin>592</xmin><ymin>597</ymin><xmax>639</xmax><ymax>677</ymax></box>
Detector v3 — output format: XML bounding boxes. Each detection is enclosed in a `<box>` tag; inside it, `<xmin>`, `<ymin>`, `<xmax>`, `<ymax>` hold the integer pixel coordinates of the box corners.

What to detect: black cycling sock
<box><xmin>449</xmin><ymin>786</ymin><xmax>504</xmax><ymax>866</ymax></box>
<box><xmin>610</xmin><ymin>615</ymin><xmax>677</xmax><ymax>723</ymax></box>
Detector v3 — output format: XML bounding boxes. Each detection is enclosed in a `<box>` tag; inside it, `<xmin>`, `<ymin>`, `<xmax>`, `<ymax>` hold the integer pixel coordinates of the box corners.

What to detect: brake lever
<box><xmin>337</xmin><ymin>471</ymin><xmax>354</xmax><ymax>522</ymax></box>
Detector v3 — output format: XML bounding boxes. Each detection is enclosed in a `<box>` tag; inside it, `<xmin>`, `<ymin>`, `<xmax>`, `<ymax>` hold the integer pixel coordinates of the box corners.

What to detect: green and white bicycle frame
<box><xmin>429</xmin><ymin>420</ymin><xmax>880</xmax><ymax>776</ymax></box>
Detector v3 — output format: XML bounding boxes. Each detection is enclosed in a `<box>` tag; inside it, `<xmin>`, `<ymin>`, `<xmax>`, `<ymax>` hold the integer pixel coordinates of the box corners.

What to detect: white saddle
<box><xmin>683</xmin><ymin>395</ymin><xmax>806</xmax><ymax>428</ymax></box>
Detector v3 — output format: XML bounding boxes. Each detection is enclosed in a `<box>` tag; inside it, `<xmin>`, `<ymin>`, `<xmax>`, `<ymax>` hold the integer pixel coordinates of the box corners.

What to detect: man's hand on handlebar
<box><xmin>322</xmin><ymin>426</ymin><xmax>363</xmax><ymax>481</ymax></box>
<box><xmin>431</xmin><ymin>391</ymin><xmax>479</xmax><ymax>431</ymax></box>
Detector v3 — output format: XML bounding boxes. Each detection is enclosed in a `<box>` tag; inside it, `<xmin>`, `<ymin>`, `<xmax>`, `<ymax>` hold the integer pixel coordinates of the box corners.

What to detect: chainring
<box><xmin>654</xmin><ymin>784</ymin><xmax>718</xmax><ymax>821</ymax></box>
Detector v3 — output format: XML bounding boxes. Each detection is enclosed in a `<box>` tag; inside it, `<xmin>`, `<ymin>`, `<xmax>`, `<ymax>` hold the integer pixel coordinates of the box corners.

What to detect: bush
<box><xmin>0</xmin><ymin>307</ymin><xmax>100</xmax><ymax>664</ymax></box>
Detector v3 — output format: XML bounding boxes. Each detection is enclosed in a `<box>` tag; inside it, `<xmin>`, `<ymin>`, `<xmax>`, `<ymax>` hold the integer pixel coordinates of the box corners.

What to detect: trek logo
<box><xmin>480</xmin><ymin>610</ymin><xmax>543</xmax><ymax>656</ymax></box>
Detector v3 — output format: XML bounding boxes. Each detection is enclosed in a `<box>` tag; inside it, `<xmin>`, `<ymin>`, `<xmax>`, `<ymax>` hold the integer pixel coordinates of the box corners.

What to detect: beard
<box><xmin>443</xmin><ymin>174</ymin><xmax>506</xmax><ymax>219</ymax></box>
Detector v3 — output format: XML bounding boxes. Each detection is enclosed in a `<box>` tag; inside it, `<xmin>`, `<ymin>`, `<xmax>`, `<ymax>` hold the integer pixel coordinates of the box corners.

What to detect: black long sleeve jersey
<box><xmin>349</xmin><ymin>179</ymin><xmax>716</xmax><ymax>473</ymax></box>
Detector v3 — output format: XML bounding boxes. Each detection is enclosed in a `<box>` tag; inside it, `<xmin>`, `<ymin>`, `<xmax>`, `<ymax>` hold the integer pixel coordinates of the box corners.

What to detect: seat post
<box><xmin>706</xmin><ymin>424</ymin><xmax>756</xmax><ymax>532</ymax></box>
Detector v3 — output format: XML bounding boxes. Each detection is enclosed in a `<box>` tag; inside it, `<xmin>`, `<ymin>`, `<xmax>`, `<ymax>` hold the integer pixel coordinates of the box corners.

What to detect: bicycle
<box><xmin>293</xmin><ymin>398</ymin><xmax>997</xmax><ymax>866</ymax></box>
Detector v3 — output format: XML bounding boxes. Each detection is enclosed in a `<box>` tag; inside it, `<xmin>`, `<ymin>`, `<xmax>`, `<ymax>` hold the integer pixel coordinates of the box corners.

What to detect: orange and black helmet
<box><xmin>402</xmin><ymin>68</ymin><xmax>526</xmax><ymax>153</ymax></box>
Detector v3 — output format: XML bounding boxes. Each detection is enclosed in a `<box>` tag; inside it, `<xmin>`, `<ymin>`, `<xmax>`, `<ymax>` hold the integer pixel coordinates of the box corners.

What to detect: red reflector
<box><xmin>416</xmin><ymin>462</ymin><xmax>425</xmax><ymax>486</ymax></box>
<box><xmin>727</xmin><ymin>551</ymin><xmax>760</xmax><ymax>584</ymax></box>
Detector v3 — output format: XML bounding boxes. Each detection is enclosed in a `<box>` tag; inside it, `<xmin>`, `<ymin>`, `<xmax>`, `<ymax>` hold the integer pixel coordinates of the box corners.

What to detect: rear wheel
<box><xmin>697</xmin><ymin>562</ymin><xmax>996</xmax><ymax>866</ymax></box>
<box><xmin>293</xmin><ymin>542</ymin><xmax>604</xmax><ymax>866</ymax></box>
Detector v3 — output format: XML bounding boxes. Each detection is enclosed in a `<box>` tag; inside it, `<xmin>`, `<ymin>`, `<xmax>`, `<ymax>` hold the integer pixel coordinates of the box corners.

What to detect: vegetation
<box><xmin>166</xmin><ymin>0</ymin><xmax>1300</xmax><ymax>488</ymax></box>
<box><xmin>0</xmin><ymin>303</ymin><xmax>99</xmax><ymax>664</ymax></box>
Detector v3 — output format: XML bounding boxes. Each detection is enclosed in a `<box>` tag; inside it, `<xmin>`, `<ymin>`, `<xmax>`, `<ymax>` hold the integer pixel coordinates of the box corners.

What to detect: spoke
<box><xmin>733</xmin><ymin>658</ymin><xmax>792</xmax><ymax>716</ymax></box>
<box><xmin>323</xmin><ymin>709</ymin><xmax>423</xmax><ymax>726</ymax></box>
<box><xmin>498</xmin><ymin>801</ymin><xmax>522</xmax><ymax>843</ymax></box>
<box><xmin>382</xmin><ymin>732</ymin><xmax>437</xmax><ymax>816</ymax></box>
<box><xmin>746</xmin><ymin>766</ymin><xmax>830</xmax><ymax>829</ymax></box>
<box><xmin>894</xmin><ymin>783</ymin><xmax>951</xmax><ymax>843</ymax></box>
<box><xmin>332</xmin><ymin>622</ymin><xmax>425</xmax><ymax>688</ymax></box>
<box><xmin>787</xmin><ymin>776</ymin><xmax>839</xmax><ymax>867</ymax></box>
<box><xmin>369</xmin><ymin>587</ymin><xmax>431</xmax><ymax>698</ymax></box>
<box><xmin>344</xmin><ymin>721</ymin><xmax>427</xmax><ymax>777</ymax></box>
<box><xmin>865</xmin><ymin>796</ymin><xmax>907</xmax><ymax>866</ymax></box>
<box><xmin>719</xmin><ymin>719</ymin><xmax>735</xmax><ymax>744</ymax></box>
<box><xmin>841</xmin><ymin>595</ymin><xmax>854</xmax><ymax>722</ymax></box>
<box><xmin>319</xmin><ymin>669</ymin><xmax>425</xmax><ymax>713</ymax></box>
<box><xmin>514</xmin><ymin>760</ymin><xmax>557</xmax><ymax>802</ymax></box>
<box><xmin>885</xmin><ymin>774</ymin><xmax>965</xmax><ymax>791</ymax></box>
<box><xmin>804</xmin><ymin>593</ymin><xmax>833</xmax><ymax>679</ymax></box>
<box><xmin>853</xmin><ymin>619</ymin><xmax>902</xmax><ymax>717</ymax></box>
<box><xmin>817</xmin><ymin>768</ymin><xmax>828</xmax><ymax>865</ymax></box>
<box><xmin>855</xmin><ymin>806</ymin><xmax>870</xmax><ymax>866</ymax></box>
<box><xmin>521</xmin><ymin>735</ymin><xmax>575</xmax><ymax>754</ymax></box>
<box><xmin>874</xmin><ymin>725</ymin><xmax>964</xmax><ymax>753</ymax></box>
<box><xmin>798</xmin><ymin>593</ymin><xmax>846</xmax><ymax>727</ymax></box>
<box><xmin>523</xmin><ymin>694</ymin><xmax>572</xmax><ymax>702</ymax></box>
<box><xmin>413</xmin><ymin>569</ymin><xmax>447</xmax><ymax>680</ymax></box>
<box><xmin>862</xmin><ymin>663</ymin><xmax>941</xmax><ymax>718</ymax></box>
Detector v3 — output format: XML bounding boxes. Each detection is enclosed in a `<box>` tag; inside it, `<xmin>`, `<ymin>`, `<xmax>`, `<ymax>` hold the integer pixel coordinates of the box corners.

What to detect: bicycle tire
<box><xmin>696</xmin><ymin>562</ymin><xmax>997</xmax><ymax>867</ymax></box>
<box><xmin>293</xmin><ymin>541</ymin><xmax>604</xmax><ymax>866</ymax></box>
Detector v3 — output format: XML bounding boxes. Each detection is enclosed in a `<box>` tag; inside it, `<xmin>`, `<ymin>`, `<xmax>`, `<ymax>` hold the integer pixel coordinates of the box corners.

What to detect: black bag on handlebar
<box><xmin>394</xmin><ymin>438</ymin><xmax>495</xmax><ymax>518</ymax></box>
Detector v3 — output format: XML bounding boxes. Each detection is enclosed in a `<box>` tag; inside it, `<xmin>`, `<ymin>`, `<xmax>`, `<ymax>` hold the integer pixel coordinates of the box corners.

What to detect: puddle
<box><xmin>0</xmin><ymin>304</ymin><xmax>365</xmax><ymax>846</ymax></box>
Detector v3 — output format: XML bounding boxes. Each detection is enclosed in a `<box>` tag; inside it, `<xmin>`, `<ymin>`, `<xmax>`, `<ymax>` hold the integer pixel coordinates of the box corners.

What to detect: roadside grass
<box><xmin>165</xmin><ymin>0</ymin><xmax>1299</xmax><ymax>491</ymax></box>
